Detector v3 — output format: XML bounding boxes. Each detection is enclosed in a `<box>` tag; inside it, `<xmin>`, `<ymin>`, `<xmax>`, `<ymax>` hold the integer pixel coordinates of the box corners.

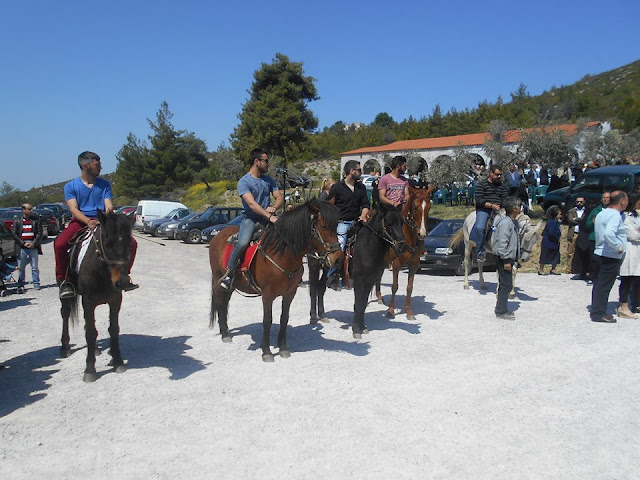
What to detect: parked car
<box><xmin>115</xmin><ymin>205</ymin><xmax>137</xmax><ymax>214</ymax></box>
<box><xmin>543</xmin><ymin>165</ymin><xmax>640</xmax><ymax>214</ymax></box>
<box><xmin>33</xmin><ymin>208</ymin><xmax>59</xmax><ymax>237</ymax></box>
<box><xmin>36</xmin><ymin>203</ymin><xmax>67</xmax><ymax>231</ymax></box>
<box><xmin>157</xmin><ymin>212</ymin><xmax>199</xmax><ymax>239</ymax></box>
<box><xmin>421</xmin><ymin>218</ymin><xmax>495</xmax><ymax>275</ymax></box>
<box><xmin>201</xmin><ymin>215</ymin><xmax>243</xmax><ymax>244</ymax></box>
<box><xmin>134</xmin><ymin>200</ymin><xmax>188</xmax><ymax>230</ymax></box>
<box><xmin>176</xmin><ymin>207</ymin><xmax>243</xmax><ymax>244</ymax></box>
<box><xmin>143</xmin><ymin>208</ymin><xmax>192</xmax><ymax>236</ymax></box>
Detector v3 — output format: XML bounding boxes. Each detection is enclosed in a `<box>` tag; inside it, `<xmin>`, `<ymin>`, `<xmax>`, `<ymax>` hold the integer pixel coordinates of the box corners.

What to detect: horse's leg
<box><xmin>278</xmin><ymin>291</ymin><xmax>296</xmax><ymax>358</ymax></box>
<box><xmin>463</xmin><ymin>243</ymin><xmax>471</xmax><ymax>290</ymax></box>
<box><xmin>405</xmin><ymin>263</ymin><xmax>417</xmax><ymax>320</ymax></box>
<box><xmin>261</xmin><ymin>296</ymin><xmax>275</xmax><ymax>362</ymax></box>
<box><xmin>352</xmin><ymin>281</ymin><xmax>369</xmax><ymax>339</ymax></box>
<box><xmin>386</xmin><ymin>267</ymin><xmax>400</xmax><ymax>318</ymax></box>
<box><xmin>217</xmin><ymin>288</ymin><xmax>233</xmax><ymax>342</ymax></box>
<box><xmin>317</xmin><ymin>267</ymin><xmax>330</xmax><ymax>323</ymax></box>
<box><xmin>107</xmin><ymin>294</ymin><xmax>126</xmax><ymax>373</ymax></box>
<box><xmin>509</xmin><ymin>267</ymin><xmax>517</xmax><ymax>299</ymax></box>
<box><xmin>82</xmin><ymin>299</ymin><xmax>99</xmax><ymax>383</ymax></box>
<box><xmin>375</xmin><ymin>279</ymin><xmax>384</xmax><ymax>305</ymax></box>
<box><xmin>60</xmin><ymin>298</ymin><xmax>72</xmax><ymax>357</ymax></box>
<box><xmin>478</xmin><ymin>255</ymin><xmax>486</xmax><ymax>290</ymax></box>
<box><xmin>309</xmin><ymin>260</ymin><xmax>320</xmax><ymax>324</ymax></box>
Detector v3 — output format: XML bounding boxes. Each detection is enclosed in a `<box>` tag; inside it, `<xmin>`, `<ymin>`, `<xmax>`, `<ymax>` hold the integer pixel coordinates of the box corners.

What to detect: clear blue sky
<box><xmin>1</xmin><ymin>0</ymin><xmax>638</xmax><ymax>190</ymax></box>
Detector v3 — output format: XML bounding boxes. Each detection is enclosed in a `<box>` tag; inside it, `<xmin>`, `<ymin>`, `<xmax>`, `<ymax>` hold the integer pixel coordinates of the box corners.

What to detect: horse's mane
<box><xmin>262</xmin><ymin>199</ymin><xmax>339</xmax><ymax>256</ymax></box>
<box><xmin>368</xmin><ymin>204</ymin><xmax>402</xmax><ymax>232</ymax></box>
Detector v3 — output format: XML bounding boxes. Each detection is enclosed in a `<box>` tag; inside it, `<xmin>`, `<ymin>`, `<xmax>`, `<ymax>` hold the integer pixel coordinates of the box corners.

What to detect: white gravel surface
<box><xmin>1</xmin><ymin>236</ymin><xmax>639</xmax><ymax>479</ymax></box>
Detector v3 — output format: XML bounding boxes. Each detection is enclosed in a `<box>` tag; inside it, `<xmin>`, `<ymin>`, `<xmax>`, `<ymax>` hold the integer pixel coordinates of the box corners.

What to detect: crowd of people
<box><xmin>4</xmin><ymin>150</ymin><xmax>638</xmax><ymax>324</ymax></box>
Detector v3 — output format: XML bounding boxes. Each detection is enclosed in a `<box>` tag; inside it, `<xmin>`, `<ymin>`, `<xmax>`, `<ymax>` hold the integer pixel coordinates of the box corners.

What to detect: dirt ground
<box><xmin>1</xmin><ymin>235</ymin><xmax>639</xmax><ymax>479</ymax></box>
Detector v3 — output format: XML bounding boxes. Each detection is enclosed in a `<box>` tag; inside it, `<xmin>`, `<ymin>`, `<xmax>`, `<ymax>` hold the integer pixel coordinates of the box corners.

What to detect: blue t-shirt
<box><xmin>64</xmin><ymin>177</ymin><xmax>113</xmax><ymax>218</ymax></box>
<box><xmin>237</xmin><ymin>173</ymin><xmax>278</xmax><ymax>221</ymax></box>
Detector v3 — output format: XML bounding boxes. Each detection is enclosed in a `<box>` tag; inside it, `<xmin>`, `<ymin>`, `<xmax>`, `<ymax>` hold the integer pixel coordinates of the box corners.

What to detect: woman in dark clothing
<box><xmin>571</xmin><ymin>202</ymin><xmax>596</xmax><ymax>281</ymax></box>
<box><xmin>539</xmin><ymin>205</ymin><xmax>563</xmax><ymax>275</ymax></box>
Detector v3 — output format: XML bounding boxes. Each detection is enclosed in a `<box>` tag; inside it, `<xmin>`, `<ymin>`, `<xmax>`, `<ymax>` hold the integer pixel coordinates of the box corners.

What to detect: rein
<box><xmin>307</xmin><ymin>214</ymin><xmax>341</xmax><ymax>265</ymax></box>
<box><xmin>364</xmin><ymin>217</ymin><xmax>406</xmax><ymax>250</ymax></box>
<box><xmin>93</xmin><ymin>225</ymin><xmax>130</xmax><ymax>268</ymax></box>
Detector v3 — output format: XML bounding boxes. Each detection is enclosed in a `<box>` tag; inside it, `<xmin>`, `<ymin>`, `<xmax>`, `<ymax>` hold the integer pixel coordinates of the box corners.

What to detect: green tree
<box><xmin>114</xmin><ymin>102</ymin><xmax>208</xmax><ymax>197</ymax></box>
<box><xmin>516</xmin><ymin>127</ymin><xmax>575</xmax><ymax>170</ymax></box>
<box><xmin>231</xmin><ymin>53</ymin><xmax>319</xmax><ymax>163</ymax></box>
<box><xmin>373</xmin><ymin>112</ymin><xmax>395</xmax><ymax>129</ymax></box>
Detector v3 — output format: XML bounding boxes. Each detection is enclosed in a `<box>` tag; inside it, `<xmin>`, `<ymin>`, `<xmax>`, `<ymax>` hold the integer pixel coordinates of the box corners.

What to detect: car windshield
<box><xmin>428</xmin><ymin>220</ymin><xmax>463</xmax><ymax>236</ymax></box>
<box><xmin>165</xmin><ymin>208</ymin><xmax>180</xmax><ymax>218</ymax></box>
<box><xmin>0</xmin><ymin>211</ymin><xmax>20</xmax><ymax>219</ymax></box>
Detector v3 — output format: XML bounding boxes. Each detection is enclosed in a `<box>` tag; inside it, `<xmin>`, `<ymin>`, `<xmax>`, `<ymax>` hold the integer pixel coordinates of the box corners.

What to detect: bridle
<box><xmin>307</xmin><ymin>213</ymin><xmax>342</xmax><ymax>265</ymax></box>
<box><xmin>364</xmin><ymin>215</ymin><xmax>407</xmax><ymax>250</ymax></box>
<box><xmin>93</xmin><ymin>225</ymin><xmax>130</xmax><ymax>268</ymax></box>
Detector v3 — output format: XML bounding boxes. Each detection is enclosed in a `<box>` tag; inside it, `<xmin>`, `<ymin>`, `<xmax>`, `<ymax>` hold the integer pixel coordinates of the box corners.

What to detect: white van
<box><xmin>134</xmin><ymin>200</ymin><xmax>188</xmax><ymax>230</ymax></box>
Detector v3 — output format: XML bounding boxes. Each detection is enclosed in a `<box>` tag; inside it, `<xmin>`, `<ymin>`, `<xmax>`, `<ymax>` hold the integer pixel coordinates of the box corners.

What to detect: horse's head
<box><xmin>96</xmin><ymin>210</ymin><xmax>133</xmax><ymax>291</ymax></box>
<box><xmin>378</xmin><ymin>202</ymin><xmax>408</xmax><ymax>255</ymax></box>
<box><xmin>308</xmin><ymin>200</ymin><xmax>343</xmax><ymax>268</ymax></box>
<box><xmin>403</xmin><ymin>185</ymin><xmax>435</xmax><ymax>239</ymax></box>
<box><xmin>517</xmin><ymin>213</ymin><xmax>541</xmax><ymax>263</ymax></box>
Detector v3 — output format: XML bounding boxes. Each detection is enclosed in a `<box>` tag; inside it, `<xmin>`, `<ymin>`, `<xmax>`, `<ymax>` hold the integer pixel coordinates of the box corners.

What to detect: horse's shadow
<box><xmin>228</xmin><ymin>322</ymin><xmax>371</xmax><ymax>357</ymax></box>
<box><xmin>101</xmin><ymin>334</ymin><xmax>206</xmax><ymax>380</ymax></box>
<box><xmin>327</xmin><ymin>307</ymin><xmax>423</xmax><ymax>335</ymax></box>
<box><xmin>374</xmin><ymin>294</ymin><xmax>445</xmax><ymax>320</ymax></box>
<box><xmin>0</xmin><ymin>344</ymin><xmax>62</xmax><ymax>417</ymax></box>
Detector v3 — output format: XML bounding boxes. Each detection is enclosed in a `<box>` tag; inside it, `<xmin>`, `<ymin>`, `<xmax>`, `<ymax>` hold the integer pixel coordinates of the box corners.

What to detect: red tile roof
<box><xmin>341</xmin><ymin>122</ymin><xmax>600</xmax><ymax>155</ymax></box>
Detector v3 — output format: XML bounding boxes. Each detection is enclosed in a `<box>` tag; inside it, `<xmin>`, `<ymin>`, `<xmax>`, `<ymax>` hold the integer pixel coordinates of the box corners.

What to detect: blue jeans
<box><xmin>18</xmin><ymin>247</ymin><xmax>40</xmax><ymax>288</ymax></box>
<box><xmin>227</xmin><ymin>216</ymin><xmax>258</xmax><ymax>269</ymax></box>
<box><xmin>470</xmin><ymin>209</ymin><xmax>491</xmax><ymax>254</ymax></box>
<box><xmin>327</xmin><ymin>220</ymin><xmax>354</xmax><ymax>280</ymax></box>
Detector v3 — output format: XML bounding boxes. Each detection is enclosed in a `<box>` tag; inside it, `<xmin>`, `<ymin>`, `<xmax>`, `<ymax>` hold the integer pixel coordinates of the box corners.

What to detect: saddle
<box><xmin>222</xmin><ymin>223</ymin><xmax>265</xmax><ymax>271</ymax></box>
<box><xmin>68</xmin><ymin>228</ymin><xmax>93</xmax><ymax>275</ymax></box>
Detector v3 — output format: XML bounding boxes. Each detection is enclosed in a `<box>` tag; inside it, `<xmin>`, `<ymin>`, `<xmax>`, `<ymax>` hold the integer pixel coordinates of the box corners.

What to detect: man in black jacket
<box><xmin>13</xmin><ymin>203</ymin><xmax>44</xmax><ymax>292</ymax></box>
<box><xmin>470</xmin><ymin>164</ymin><xmax>509</xmax><ymax>261</ymax></box>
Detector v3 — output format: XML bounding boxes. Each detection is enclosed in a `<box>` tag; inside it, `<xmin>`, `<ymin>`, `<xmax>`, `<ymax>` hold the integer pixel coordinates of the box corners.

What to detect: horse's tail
<box><xmin>62</xmin><ymin>295</ymin><xmax>79</xmax><ymax>328</ymax></box>
<box><xmin>209</xmin><ymin>276</ymin><xmax>218</xmax><ymax>329</ymax></box>
<box><xmin>449</xmin><ymin>227</ymin><xmax>464</xmax><ymax>249</ymax></box>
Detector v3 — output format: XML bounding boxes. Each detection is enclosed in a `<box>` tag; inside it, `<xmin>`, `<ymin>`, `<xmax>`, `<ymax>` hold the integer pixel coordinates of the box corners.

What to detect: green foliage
<box><xmin>114</xmin><ymin>102</ymin><xmax>208</xmax><ymax>198</ymax></box>
<box><xmin>231</xmin><ymin>53</ymin><xmax>319</xmax><ymax>163</ymax></box>
<box><xmin>516</xmin><ymin>128</ymin><xmax>575</xmax><ymax>169</ymax></box>
<box><xmin>181</xmin><ymin>180</ymin><xmax>240</xmax><ymax>211</ymax></box>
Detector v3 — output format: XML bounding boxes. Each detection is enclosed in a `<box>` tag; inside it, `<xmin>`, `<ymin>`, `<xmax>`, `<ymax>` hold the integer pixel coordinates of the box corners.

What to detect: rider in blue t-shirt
<box><xmin>219</xmin><ymin>149</ymin><xmax>284</xmax><ymax>290</ymax></box>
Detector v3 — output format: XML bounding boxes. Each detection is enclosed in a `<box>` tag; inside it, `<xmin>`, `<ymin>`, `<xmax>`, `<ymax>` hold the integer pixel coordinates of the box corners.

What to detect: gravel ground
<box><xmin>1</xmin><ymin>235</ymin><xmax>639</xmax><ymax>479</ymax></box>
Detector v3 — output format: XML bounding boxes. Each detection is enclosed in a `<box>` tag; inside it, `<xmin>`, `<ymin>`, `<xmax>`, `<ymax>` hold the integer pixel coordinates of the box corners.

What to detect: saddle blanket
<box><xmin>222</xmin><ymin>242</ymin><xmax>260</xmax><ymax>271</ymax></box>
<box><xmin>76</xmin><ymin>233</ymin><xmax>92</xmax><ymax>273</ymax></box>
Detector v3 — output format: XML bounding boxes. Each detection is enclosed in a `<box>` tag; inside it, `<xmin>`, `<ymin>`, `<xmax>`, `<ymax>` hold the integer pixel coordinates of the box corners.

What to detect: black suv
<box><xmin>36</xmin><ymin>203</ymin><xmax>68</xmax><ymax>231</ymax></box>
<box><xmin>176</xmin><ymin>207</ymin><xmax>243</xmax><ymax>244</ymax></box>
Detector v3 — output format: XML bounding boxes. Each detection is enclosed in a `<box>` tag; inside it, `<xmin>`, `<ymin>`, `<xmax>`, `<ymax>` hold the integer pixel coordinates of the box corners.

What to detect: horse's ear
<box><xmin>308</xmin><ymin>202</ymin><xmax>320</xmax><ymax>216</ymax></box>
<box><xmin>426</xmin><ymin>184</ymin><xmax>435</xmax><ymax>195</ymax></box>
<box><xmin>97</xmin><ymin>209</ymin><xmax>107</xmax><ymax>224</ymax></box>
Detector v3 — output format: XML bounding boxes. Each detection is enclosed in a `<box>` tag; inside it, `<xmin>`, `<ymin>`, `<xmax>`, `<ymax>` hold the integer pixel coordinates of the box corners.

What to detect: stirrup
<box><xmin>123</xmin><ymin>276</ymin><xmax>139</xmax><ymax>292</ymax></box>
<box><xmin>59</xmin><ymin>281</ymin><xmax>76</xmax><ymax>299</ymax></box>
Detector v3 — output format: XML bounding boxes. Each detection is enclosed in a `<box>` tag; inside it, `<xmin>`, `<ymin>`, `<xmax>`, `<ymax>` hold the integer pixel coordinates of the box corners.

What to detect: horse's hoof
<box><xmin>94</xmin><ymin>347</ymin><xmax>102</xmax><ymax>357</ymax></box>
<box><xmin>279</xmin><ymin>350</ymin><xmax>291</xmax><ymax>359</ymax></box>
<box><xmin>60</xmin><ymin>349</ymin><xmax>71</xmax><ymax>358</ymax></box>
<box><xmin>114</xmin><ymin>365</ymin><xmax>127</xmax><ymax>373</ymax></box>
<box><xmin>464</xmin><ymin>285</ymin><xmax>470</xmax><ymax>290</ymax></box>
<box><xmin>407</xmin><ymin>314</ymin><xmax>416</xmax><ymax>321</ymax></box>
<box><xmin>320</xmin><ymin>316</ymin><xmax>330</xmax><ymax>323</ymax></box>
<box><xmin>509</xmin><ymin>293</ymin><xmax>516</xmax><ymax>300</ymax></box>
<box><xmin>386</xmin><ymin>311</ymin><xmax>395</xmax><ymax>319</ymax></box>
<box><xmin>353</xmin><ymin>333</ymin><xmax>362</xmax><ymax>340</ymax></box>
<box><xmin>310</xmin><ymin>318</ymin><xmax>318</xmax><ymax>325</ymax></box>
<box><xmin>262</xmin><ymin>354</ymin><xmax>275</xmax><ymax>363</ymax></box>
<box><xmin>221</xmin><ymin>336</ymin><xmax>232</xmax><ymax>343</ymax></box>
<box><xmin>83</xmin><ymin>372</ymin><xmax>98</xmax><ymax>383</ymax></box>
<box><xmin>362</xmin><ymin>328</ymin><xmax>369</xmax><ymax>335</ymax></box>
<box><xmin>377</xmin><ymin>299</ymin><xmax>385</xmax><ymax>305</ymax></box>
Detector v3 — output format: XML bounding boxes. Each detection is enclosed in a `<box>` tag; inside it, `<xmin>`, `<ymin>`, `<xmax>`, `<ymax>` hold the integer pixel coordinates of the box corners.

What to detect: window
<box><xmin>602</xmin><ymin>175</ymin><xmax>631</xmax><ymax>191</ymax></box>
<box><xmin>572</xmin><ymin>176</ymin><xmax>601</xmax><ymax>194</ymax></box>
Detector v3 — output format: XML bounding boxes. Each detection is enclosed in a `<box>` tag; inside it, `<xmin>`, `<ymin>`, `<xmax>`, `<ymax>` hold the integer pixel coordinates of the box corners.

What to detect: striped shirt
<box><xmin>20</xmin><ymin>219</ymin><xmax>34</xmax><ymax>242</ymax></box>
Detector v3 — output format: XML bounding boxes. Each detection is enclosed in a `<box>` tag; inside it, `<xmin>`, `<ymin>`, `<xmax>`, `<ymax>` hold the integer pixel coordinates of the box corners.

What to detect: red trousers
<box><xmin>54</xmin><ymin>219</ymin><xmax>137</xmax><ymax>282</ymax></box>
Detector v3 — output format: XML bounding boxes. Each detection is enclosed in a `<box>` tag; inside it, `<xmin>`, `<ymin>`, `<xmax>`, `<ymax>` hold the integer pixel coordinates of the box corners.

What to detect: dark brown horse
<box><xmin>375</xmin><ymin>185</ymin><xmax>434</xmax><ymax>319</ymax></box>
<box><xmin>60</xmin><ymin>211</ymin><xmax>133</xmax><ymax>382</ymax></box>
<box><xmin>209</xmin><ymin>199</ymin><xmax>342</xmax><ymax>362</ymax></box>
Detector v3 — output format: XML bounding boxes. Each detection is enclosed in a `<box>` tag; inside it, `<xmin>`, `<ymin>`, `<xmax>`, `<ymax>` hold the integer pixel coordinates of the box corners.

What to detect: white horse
<box><xmin>450</xmin><ymin>211</ymin><xmax>541</xmax><ymax>297</ymax></box>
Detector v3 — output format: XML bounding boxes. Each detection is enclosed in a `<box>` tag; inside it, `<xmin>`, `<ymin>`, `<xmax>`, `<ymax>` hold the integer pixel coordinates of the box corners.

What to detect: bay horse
<box><xmin>449</xmin><ymin>209</ymin><xmax>540</xmax><ymax>296</ymax></box>
<box><xmin>60</xmin><ymin>210</ymin><xmax>133</xmax><ymax>382</ymax></box>
<box><xmin>209</xmin><ymin>199</ymin><xmax>342</xmax><ymax>362</ymax></box>
<box><xmin>349</xmin><ymin>203</ymin><xmax>408</xmax><ymax>339</ymax></box>
<box><xmin>374</xmin><ymin>184</ymin><xmax>435</xmax><ymax>319</ymax></box>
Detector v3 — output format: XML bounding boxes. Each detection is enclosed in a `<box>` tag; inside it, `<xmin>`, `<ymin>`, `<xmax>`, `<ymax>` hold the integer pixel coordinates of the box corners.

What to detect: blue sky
<box><xmin>1</xmin><ymin>0</ymin><xmax>638</xmax><ymax>190</ymax></box>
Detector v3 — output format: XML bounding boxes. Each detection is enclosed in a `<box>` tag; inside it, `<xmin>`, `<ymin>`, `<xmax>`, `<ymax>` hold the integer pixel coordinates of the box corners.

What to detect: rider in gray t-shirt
<box><xmin>219</xmin><ymin>149</ymin><xmax>284</xmax><ymax>290</ymax></box>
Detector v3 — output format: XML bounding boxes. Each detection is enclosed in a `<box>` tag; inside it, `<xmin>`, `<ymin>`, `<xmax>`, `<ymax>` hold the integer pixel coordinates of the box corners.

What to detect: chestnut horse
<box><xmin>375</xmin><ymin>184</ymin><xmax>435</xmax><ymax>319</ymax></box>
<box><xmin>60</xmin><ymin>211</ymin><xmax>133</xmax><ymax>382</ymax></box>
<box><xmin>209</xmin><ymin>200</ymin><xmax>342</xmax><ymax>362</ymax></box>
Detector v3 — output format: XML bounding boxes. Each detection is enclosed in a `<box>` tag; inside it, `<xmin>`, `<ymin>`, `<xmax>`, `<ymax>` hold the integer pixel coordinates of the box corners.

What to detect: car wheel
<box><xmin>153</xmin><ymin>226</ymin><xmax>162</xmax><ymax>237</ymax></box>
<box><xmin>186</xmin><ymin>229</ymin><xmax>202</xmax><ymax>244</ymax></box>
